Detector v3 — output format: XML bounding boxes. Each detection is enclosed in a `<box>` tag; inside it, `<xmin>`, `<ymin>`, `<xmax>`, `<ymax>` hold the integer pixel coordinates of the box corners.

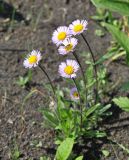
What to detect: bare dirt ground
<box><xmin>0</xmin><ymin>0</ymin><xmax>129</xmax><ymax>159</ymax></box>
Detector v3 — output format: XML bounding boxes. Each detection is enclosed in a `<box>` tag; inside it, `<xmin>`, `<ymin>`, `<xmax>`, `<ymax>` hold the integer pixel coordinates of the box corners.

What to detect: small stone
<box><xmin>4</xmin><ymin>35</ymin><xmax>11</xmax><ymax>41</ymax></box>
<box><xmin>7</xmin><ymin>118</ymin><xmax>13</xmax><ymax>124</ymax></box>
<box><xmin>26</xmin><ymin>14</ymin><xmax>32</xmax><ymax>21</ymax></box>
<box><xmin>3</xmin><ymin>18</ymin><xmax>10</xmax><ymax>23</ymax></box>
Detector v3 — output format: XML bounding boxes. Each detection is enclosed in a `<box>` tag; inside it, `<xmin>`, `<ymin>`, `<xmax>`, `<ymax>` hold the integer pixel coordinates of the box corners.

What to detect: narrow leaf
<box><xmin>39</xmin><ymin>108</ymin><xmax>59</xmax><ymax>128</ymax></box>
<box><xmin>104</xmin><ymin>23</ymin><xmax>129</xmax><ymax>65</ymax></box>
<box><xmin>85</xmin><ymin>104</ymin><xmax>100</xmax><ymax>117</ymax></box>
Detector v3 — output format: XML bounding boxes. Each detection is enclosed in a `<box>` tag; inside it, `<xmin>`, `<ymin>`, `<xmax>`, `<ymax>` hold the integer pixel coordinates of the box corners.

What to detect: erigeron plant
<box><xmin>23</xmin><ymin>19</ymin><xmax>111</xmax><ymax>145</ymax></box>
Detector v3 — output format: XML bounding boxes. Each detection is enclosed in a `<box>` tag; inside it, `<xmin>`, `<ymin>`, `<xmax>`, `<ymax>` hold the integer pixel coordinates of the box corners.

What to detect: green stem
<box><xmin>39</xmin><ymin>64</ymin><xmax>56</xmax><ymax>96</ymax></box>
<box><xmin>72</xmin><ymin>78</ymin><xmax>82</xmax><ymax>130</ymax></box>
<box><xmin>81</xmin><ymin>33</ymin><xmax>98</xmax><ymax>103</ymax></box>
<box><xmin>73</xmin><ymin>51</ymin><xmax>88</xmax><ymax>105</ymax></box>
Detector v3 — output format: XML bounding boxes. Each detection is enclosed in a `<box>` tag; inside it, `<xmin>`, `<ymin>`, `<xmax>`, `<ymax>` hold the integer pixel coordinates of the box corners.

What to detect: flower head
<box><xmin>23</xmin><ymin>50</ymin><xmax>42</xmax><ymax>68</ymax></box>
<box><xmin>58</xmin><ymin>37</ymin><xmax>78</xmax><ymax>55</ymax></box>
<box><xmin>52</xmin><ymin>26</ymin><xmax>71</xmax><ymax>46</ymax></box>
<box><xmin>58</xmin><ymin>59</ymin><xmax>79</xmax><ymax>78</ymax></box>
<box><xmin>69</xmin><ymin>19</ymin><xmax>88</xmax><ymax>35</ymax></box>
<box><xmin>70</xmin><ymin>87</ymin><xmax>79</xmax><ymax>100</ymax></box>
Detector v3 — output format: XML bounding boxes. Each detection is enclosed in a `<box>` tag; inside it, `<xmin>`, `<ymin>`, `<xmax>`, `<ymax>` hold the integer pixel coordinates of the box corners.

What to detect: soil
<box><xmin>0</xmin><ymin>0</ymin><xmax>129</xmax><ymax>160</ymax></box>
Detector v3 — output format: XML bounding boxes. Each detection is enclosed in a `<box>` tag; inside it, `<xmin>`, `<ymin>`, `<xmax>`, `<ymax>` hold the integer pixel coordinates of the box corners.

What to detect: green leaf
<box><xmin>121</xmin><ymin>81</ymin><xmax>129</xmax><ymax>91</ymax></box>
<box><xmin>114</xmin><ymin>141</ymin><xmax>129</xmax><ymax>154</ymax></box>
<box><xmin>75</xmin><ymin>156</ymin><xmax>83</xmax><ymax>160</ymax></box>
<box><xmin>84</xmin><ymin>130</ymin><xmax>106</xmax><ymax>138</ymax></box>
<box><xmin>13</xmin><ymin>150</ymin><xmax>20</xmax><ymax>159</ymax></box>
<box><xmin>113</xmin><ymin>97</ymin><xmax>129</xmax><ymax>112</ymax></box>
<box><xmin>40</xmin><ymin>108</ymin><xmax>59</xmax><ymax>128</ymax></box>
<box><xmin>95</xmin><ymin>29</ymin><xmax>105</xmax><ymax>37</ymax></box>
<box><xmin>104</xmin><ymin>23</ymin><xmax>129</xmax><ymax>65</ymax></box>
<box><xmin>95</xmin><ymin>48</ymin><xmax>118</xmax><ymax>65</ymax></box>
<box><xmin>40</xmin><ymin>156</ymin><xmax>50</xmax><ymax>160</ymax></box>
<box><xmin>55</xmin><ymin>138</ymin><xmax>74</xmax><ymax>160</ymax></box>
<box><xmin>85</xmin><ymin>104</ymin><xmax>100</xmax><ymax>118</ymax></box>
<box><xmin>102</xmin><ymin>150</ymin><xmax>110</xmax><ymax>157</ymax></box>
<box><xmin>85</xmin><ymin>64</ymin><xmax>96</xmax><ymax>88</ymax></box>
<box><xmin>94</xmin><ymin>131</ymin><xmax>107</xmax><ymax>138</ymax></box>
<box><xmin>22</xmin><ymin>89</ymin><xmax>38</xmax><ymax>106</ymax></box>
<box><xmin>98</xmin><ymin>104</ymin><xmax>111</xmax><ymax>115</ymax></box>
<box><xmin>90</xmin><ymin>0</ymin><xmax>129</xmax><ymax>16</ymax></box>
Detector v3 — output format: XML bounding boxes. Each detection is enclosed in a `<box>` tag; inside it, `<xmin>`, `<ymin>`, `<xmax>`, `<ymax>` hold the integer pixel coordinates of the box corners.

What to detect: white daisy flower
<box><xmin>23</xmin><ymin>50</ymin><xmax>42</xmax><ymax>68</ymax></box>
<box><xmin>70</xmin><ymin>87</ymin><xmax>79</xmax><ymax>100</ymax></box>
<box><xmin>52</xmin><ymin>26</ymin><xmax>71</xmax><ymax>46</ymax></box>
<box><xmin>69</xmin><ymin>19</ymin><xmax>88</xmax><ymax>35</ymax></box>
<box><xmin>58</xmin><ymin>59</ymin><xmax>79</xmax><ymax>78</ymax></box>
<box><xmin>58</xmin><ymin>37</ymin><xmax>78</xmax><ymax>55</ymax></box>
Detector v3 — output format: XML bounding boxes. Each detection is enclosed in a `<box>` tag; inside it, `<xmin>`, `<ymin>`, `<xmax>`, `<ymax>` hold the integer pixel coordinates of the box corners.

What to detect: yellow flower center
<box><xmin>74</xmin><ymin>24</ymin><xmax>83</xmax><ymax>32</ymax></box>
<box><xmin>58</xmin><ymin>32</ymin><xmax>66</xmax><ymax>40</ymax></box>
<box><xmin>65</xmin><ymin>44</ymin><xmax>73</xmax><ymax>52</ymax></box>
<box><xmin>73</xmin><ymin>91</ymin><xmax>79</xmax><ymax>98</ymax></box>
<box><xmin>64</xmin><ymin>65</ymin><xmax>74</xmax><ymax>75</ymax></box>
<box><xmin>28</xmin><ymin>55</ymin><xmax>37</xmax><ymax>64</ymax></box>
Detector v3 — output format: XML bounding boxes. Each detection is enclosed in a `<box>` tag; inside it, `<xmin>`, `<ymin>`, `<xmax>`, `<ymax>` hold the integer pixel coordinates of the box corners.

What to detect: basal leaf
<box><xmin>55</xmin><ymin>138</ymin><xmax>74</xmax><ymax>160</ymax></box>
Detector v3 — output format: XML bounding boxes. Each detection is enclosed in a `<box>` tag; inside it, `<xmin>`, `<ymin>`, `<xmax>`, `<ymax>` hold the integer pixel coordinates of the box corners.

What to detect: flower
<box><xmin>52</xmin><ymin>26</ymin><xmax>71</xmax><ymax>46</ymax></box>
<box><xmin>58</xmin><ymin>59</ymin><xmax>79</xmax><ymax>78</ymax></box>
<box><xmin>69</xmin><ymin>19</ymin><xmax>88</xmax><ymax>35</ymax></box>
<box><xmin>70</xmin><ymin>87</ymin><xmax>79</xmax><ymax>100</ymax></box>
<box><xmin>58</xmin><ymin>37</ymin><xmax>78</xmax><ymax>55</ymax></box>
<box><xmin>23</xmin><ymin>50</ymin><xmax>42</xmax><ymax>68</ymax></box>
